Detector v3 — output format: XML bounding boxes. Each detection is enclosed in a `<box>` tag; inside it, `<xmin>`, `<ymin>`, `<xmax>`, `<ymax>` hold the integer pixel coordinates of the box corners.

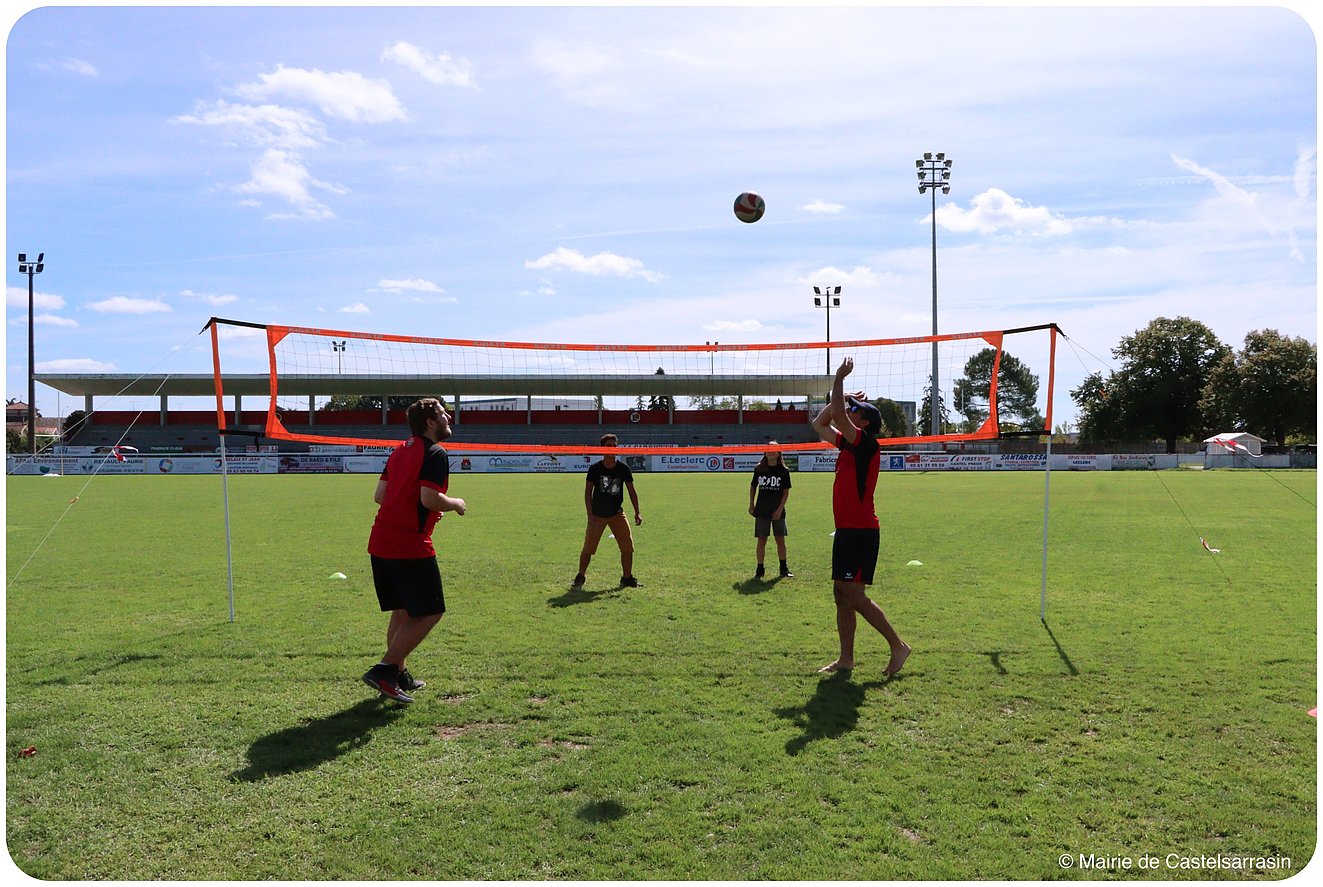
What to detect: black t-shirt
<box><xmin>587</xmin><ymin>460</ymin><xmax>633</xmax><ymax>517</ymax></box>
<box><xmin>750</xmin><ymin>463</ymin><xmax>792</xmax><ymax>520</ymax></box>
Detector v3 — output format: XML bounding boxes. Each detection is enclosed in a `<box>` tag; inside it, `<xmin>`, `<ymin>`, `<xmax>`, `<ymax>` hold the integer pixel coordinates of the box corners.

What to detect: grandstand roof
<box><xmin>36</xmin><ymin>372</ymin><xmax>834</xmax><ymax>399</ymax></box>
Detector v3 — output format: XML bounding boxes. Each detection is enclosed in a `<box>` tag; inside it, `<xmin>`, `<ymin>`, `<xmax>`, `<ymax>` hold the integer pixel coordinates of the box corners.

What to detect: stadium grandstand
<box><xmin>35</xmin><ymin>371</ymin><xmax>857</xmax><ymax>454</ymax></box>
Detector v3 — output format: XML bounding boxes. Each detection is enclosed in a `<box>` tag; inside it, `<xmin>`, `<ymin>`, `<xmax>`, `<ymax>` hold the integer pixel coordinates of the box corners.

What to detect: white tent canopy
<box><xmin>1204</xmin><ymin>431</ymin><xmax>1267</xmax><ymax>455</ymax></box>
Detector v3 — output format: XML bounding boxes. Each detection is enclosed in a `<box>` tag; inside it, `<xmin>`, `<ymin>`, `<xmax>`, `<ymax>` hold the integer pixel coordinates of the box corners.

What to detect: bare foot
<box><xmin>817</xmin><ymin>660</ymin><xmax>853</xmax><ymax>673</ymax></box>
<box><xmin>884</xmin><ymin>643</ymin><xmax>911</xmax><ymax>677</ymax></box>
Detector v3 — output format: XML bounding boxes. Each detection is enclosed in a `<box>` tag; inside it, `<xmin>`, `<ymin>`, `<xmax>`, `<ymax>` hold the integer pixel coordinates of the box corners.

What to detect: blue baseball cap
<box><xmin>846</xmin><ymin>396</ymin><xmax>882</xmax><ymax>436</ymax></box>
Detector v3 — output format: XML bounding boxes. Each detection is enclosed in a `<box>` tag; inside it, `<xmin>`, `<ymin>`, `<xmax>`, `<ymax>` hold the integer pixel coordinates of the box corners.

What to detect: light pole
<box><xmin>917</xmin><ymin>151</ymin><xmax>952</xmax><ymax>437</ymax></box>
<box><xmin>17</xmin><ymin>252</ymin><xmax>44</xmax><ymax>454</ymax></box>
<box><xmin>813</xmin><ymin>285</ymin><xmax>841</xmax><ymax>374</ymax></box>
<box><xmin>332</xmin><ymin>340</ymin><xmax>347</xmax><ymax>373</ymax></box>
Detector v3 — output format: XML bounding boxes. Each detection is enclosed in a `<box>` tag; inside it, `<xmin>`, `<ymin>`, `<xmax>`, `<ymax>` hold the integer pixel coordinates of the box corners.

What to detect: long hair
<box><xmin>757</xmin><ymin>441</ymin><xmax>783</xmax><ymax>469</ymax></box>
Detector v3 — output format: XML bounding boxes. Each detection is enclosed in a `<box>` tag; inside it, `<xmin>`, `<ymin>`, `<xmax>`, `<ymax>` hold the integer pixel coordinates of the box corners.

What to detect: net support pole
<box><xmin>1039</xmin><ymin>324</ymin><xmax>1059</xmax><ymax>622</ymax></box>
<box><xmin>1039</xmin><ymin>436</ymin><xmax>1052</xmax><ymax>622</ymax></box>
<box><xmin>219</xmin><ymin>435</ymin><xmax>236</xmax><ymax>623</ymax></box>
<box><xmin>207</xmin><ymin>319</ymin><xmax>237</xmax><ymax>622</ymax></box>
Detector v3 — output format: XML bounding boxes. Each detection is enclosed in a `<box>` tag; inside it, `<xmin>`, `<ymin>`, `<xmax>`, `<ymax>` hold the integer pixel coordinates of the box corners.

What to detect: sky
<box><xmin>3</xmin><ymin>2</ymin><xmax>1318</xmax><ymax>428</ymax></box>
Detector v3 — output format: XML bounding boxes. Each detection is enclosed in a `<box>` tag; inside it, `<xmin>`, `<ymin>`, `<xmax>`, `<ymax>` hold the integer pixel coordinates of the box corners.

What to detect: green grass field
<box><xmin>5</xmin><ymin>469</ymin><xmax>1317</xmax><ymax>879</ymax></box>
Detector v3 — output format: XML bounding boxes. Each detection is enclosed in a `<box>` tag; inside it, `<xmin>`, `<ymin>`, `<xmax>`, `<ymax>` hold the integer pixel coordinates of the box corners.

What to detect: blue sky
<box><xmin>4</xmin><ymin>3</ymin><xmax>1317</xmax><ymax>427</ymax></box>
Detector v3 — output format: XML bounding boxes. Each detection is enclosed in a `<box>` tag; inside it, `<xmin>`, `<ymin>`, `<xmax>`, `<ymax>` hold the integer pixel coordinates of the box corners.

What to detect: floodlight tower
<box><xmin>916</xmin><ymin>151</ymin><xmax>952</xmax><ymax>437</ymax></box>
<box><xmin>17</xmin><ymin>252</ymin><xmax>44</xmax><ymax>453</ymax></box>
<box><xmin>813</xmin><ymin>285</ymin><xmax>842</xmax><ymax>374</ymax></box>
<box><xmin>332</xmin><ymin>340</ymin><xmax>347</xmax><ymax>373</ymax></box>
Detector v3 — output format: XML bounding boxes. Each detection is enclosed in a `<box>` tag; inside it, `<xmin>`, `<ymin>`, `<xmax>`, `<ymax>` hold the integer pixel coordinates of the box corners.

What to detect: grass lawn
<box><xmin>5</xmin><ymin>469</ymin><xmax>1316</xmax><ymax>879</ymax></box>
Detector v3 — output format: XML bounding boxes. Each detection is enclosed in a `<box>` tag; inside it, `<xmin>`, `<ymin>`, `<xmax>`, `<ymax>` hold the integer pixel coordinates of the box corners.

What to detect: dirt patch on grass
<box><xmin>433</xmin><ymin>722</ymin><xmax>514</xmax><ymax>740</ymax></box>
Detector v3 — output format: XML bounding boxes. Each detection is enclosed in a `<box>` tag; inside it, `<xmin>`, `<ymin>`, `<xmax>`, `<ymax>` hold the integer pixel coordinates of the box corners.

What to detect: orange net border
<box><xmin>208</xmin><ymin>319</ymin><xmax>1057</xmax><ymax>455</ymax></box>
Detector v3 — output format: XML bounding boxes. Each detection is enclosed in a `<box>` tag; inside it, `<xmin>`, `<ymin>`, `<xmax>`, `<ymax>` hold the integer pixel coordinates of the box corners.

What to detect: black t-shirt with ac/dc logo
<box><xmin>750</xmin><ymin>463</ymin><xmax>792</xmax><ymax>520</ymax></box>
<box><xmin>587</xmin><ymin>459</ymin><xmax>633</xmax><ymax>517</ymax></box>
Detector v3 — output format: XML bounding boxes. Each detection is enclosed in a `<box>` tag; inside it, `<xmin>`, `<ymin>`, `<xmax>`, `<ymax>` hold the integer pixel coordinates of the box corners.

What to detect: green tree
<box><xmin>1083</xmin><ymin>316</ymin><xmax>1230</xmax><ymax>453</ymax></box>
<box><xmin>63</xmin><ymin>409</ymin><xmax>88</xmax><ymax>439</ymax></box>
<box><xmin>647</xmin><ymin>367</ymin><xmax>674</xmax><ymax>412</ymax></box>
<box><xmin>1070</xmin><ymin>371</ymin><xmax>1129</xmax><ymax>443</ymax></box>
<box><xmin>917</xmin><ymin>387</ymin><xmax>953</xmax><ymax>435</ymax></box>
<box><xmin>951</xmin><ymin>348</ymin><xmax>1043</xmax><ymax>434</ymax></box>
<box><xmin>320</xmin><ymin>394</ymin><xmax>434</xmax><ymax>412</ymax></box>
<box><xmin>874</xmin><ymin>398</ymin><xmax>909</xmax><ymax>438</ymax></box>
<box><xmin>6</xmin><ymin>428</ymin><xmax>27</xmax><ymax>453</ymax></box>
<box><xmin>1200</xmin><ymin>329</ymin><xmax>1317</xmax><ymax>446</ymax></box>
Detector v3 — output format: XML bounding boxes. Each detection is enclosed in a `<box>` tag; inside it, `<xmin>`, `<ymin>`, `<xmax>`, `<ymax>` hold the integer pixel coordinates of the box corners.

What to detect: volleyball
<box><xmin>733</xmin><ymin>191</ymin><xmax>765</xmax><ymax>223</ymax></box>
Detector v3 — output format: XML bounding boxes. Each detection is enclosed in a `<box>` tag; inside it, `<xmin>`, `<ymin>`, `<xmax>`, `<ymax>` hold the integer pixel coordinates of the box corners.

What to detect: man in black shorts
<box><xmin>363</xmin><ymin>398</ymin><xmax>467</xmax><ymax>703</ymax></box>
<box><xmin>810</xmin><ymin>357</ymin><xmax>910</xmax><ymax>677</ymax></box>
<box><xmin>572</xmin><ymin>433</ymin><xmax>643</xmax><ymax>589</ymax></box>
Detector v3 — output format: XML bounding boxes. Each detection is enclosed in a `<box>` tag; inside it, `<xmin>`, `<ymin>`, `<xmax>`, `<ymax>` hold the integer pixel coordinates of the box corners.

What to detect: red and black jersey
<box><xmin>832</xmin><ymin>430</ymin><xmax>880</xmax><ymax>529</ymax></box>
<box><xmin>367</xmin><ymin>436</ymin><xmax>450</xmax><ymax>559</ymax></box>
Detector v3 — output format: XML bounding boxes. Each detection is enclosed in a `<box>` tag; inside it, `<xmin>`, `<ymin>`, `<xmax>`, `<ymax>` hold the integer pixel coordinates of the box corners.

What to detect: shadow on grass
<box><xmin>983</xmin><ymin>651</ymin><xmax>1009</xmax><ymax>675</ymax></box>
<box><xmin>32</xmin><ymin>652</ymin><xmax>165</xmax><ymax>686</ymax></box>
<box><xmin>774</xmin><ymin>670</ymin><xmax>884</xmax><ymax>756</ymax></box>
<box><xmin>234</xmin><ymin>698</ymin><xmax>406</xmax><ymax>781</ymax></box>
<box><xmin>733</xmin><ymin>576</ymin><xmax>784</xmax><ymax>595</ymax></box>
<box><xmin>575</xmin><ymin>799</ymin><xmax>628</xmax><ymax>823</ymax></box>
<box><xmin>547</xmin><ymin>586</ymin><xmax>615</xmax><ymax>608</ymax></box>
<box><xmin>1041</xmin><ymin>620</ymin><xmax>1080</xmax><ymax>676</ymax></box>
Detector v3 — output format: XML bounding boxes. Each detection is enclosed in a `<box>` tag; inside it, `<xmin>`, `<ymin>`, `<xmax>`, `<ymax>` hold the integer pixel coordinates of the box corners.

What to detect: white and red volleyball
<box><xmin>733</xmin><ymin>191</ymin><xmax>765</xmax><ymax>223</ymax></box>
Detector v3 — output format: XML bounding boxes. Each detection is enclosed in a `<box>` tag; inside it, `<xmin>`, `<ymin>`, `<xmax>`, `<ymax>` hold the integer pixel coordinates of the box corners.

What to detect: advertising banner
<box><xmin>278</xmin><ymin>455</ymin><xmax>345</xmax><ymax>474</ymax></box>
<box><xmin>344</xmin><ymin>455</ymin><xmax>389</xmax><ymax>474</ymax></box>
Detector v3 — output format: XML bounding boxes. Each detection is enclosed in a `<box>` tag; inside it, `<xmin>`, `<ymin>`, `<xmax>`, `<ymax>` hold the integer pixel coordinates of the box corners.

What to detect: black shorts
<box><xmin>753</xmin><ymin>517</ymin><xmax>788</xmax><ymax>538</ymax></box>
<box><xmin>371</xmin><ymin>555</ymin><xmax>446</xmax><ymax>617</ymax></box>
<box><xmin>831</xmin><ymin>528</ymin><xmax>879</xmax><ymax>585</ymax></box>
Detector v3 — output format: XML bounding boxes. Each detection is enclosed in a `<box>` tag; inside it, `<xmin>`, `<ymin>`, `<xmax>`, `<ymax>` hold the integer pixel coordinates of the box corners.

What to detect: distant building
<box><xmin>462</xmin><ymin>396</ymin><xmax>596</xmax><ymax>412</ymax></box>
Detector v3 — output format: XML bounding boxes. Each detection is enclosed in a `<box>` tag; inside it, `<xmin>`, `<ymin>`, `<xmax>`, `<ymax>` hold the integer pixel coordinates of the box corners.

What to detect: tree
<box><xmin>1076</xmin><ymin>317</ymin><xmax>1230</xmax><ymax>453</ymax></box>
<box><xmin>320</xmin><ymin>394</ymin><xmax>432</xmax><ymax>412</ymax></box>
<box><xmin>647</xmin><ymin>367</ymin><xmax>674</xmax><ymax>412</ymax></box>
<box><xmin>917</xmin><ymin>387</ymin><xmax>953</xmax><ymax>435</ymax></box>
<box><xmin>874</xmin><ymin>398</ymin><xmax>909</xmax><ymax>438</ymax></box>
<box><xmin>1071</xmin><ymin>371</ymin><xmax>1129</xmax><ymax>444</ymax></box>
<box><xmin>6</xmin><ymin>428</ymin><xmax>26</xmax><ymax>453</ymax></box>
<box><xmin>951</xmin><ymin>348</ymin><xmax>1043</xmax><ymax>434</ymax></box>
<box><xmin>63</xmin><ymin>409</ymin><xmax>88</xmax><ymax>440</ymax></box>
<box><xmin>1200</xmin><ymin>329</ymin><xmax>1317</xmax><ymax>446</ymax></box>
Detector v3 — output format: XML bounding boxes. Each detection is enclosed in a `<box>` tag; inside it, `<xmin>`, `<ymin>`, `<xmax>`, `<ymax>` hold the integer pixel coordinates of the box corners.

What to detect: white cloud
<box><xmin>86</xmin><ymin>296</ymin><xmax>172</xmax><ymax>314</ymax></box>
<box><xmin>36</xmin><ymin>358</ymin><xmax>115</xmax><ymax>372</ymax></box>
<box><xmin>702</xmin><ymin>319</ymin><xmax>765</xmax><ymax>332</ymax></box>
<box><xmin>382</xmin><ymin>41</ymin><xmax>476</xmax><ymax>87</ymax></box>
<box><xmin>340</xmin><ymin>302</ymin><xmax>371</xmax><ymax>314</ymax></box>
<box><xmin>236</xmin><ymin>149</ymin><xmax>343</xmax><ymax>220</ymax></box>
<box><xmin>375</xmin><ymin>278</ymin><xmax>444</xmax><ymax>294</ymax></box>
<box><xmin>35</xmin><ymin>314</ymin><xmax>79</xmax><ymax>327</ymax></box>
<box><xmin>7</xmin><ymin>287</ymin><xmax>65</xmax><ymax>311</ymax></box>
<box><xmin>179</xmin><ymin>289</ymin><xmax>239</xmax><ymax>306</ymax></box>
<box><xmin>936</xmin><ymin>188</ymin><xmax>1073</xmax><ymax>236</ymax></box>
<box><xmin>802</xmin><ymin>199</ymin><xmax>845</xmax><ymax>214</ymax></box>
<box><xmin>175</xmin><ymin>99</ymin><xmax>327</xmax><ymax>151</ymax></box>
<box><xmin>63</xmin><ymin>58</ymin><xmax>98</xmax><ymax>77</ymax></box>
<box><xmin>235</xmin><ymin>65</ymin><xmax>407</xmax><ymax>123</ymax></box>
<box><xmin>525</xmin><ymin>247</ymin><xmax>663</xmax><ymax>283</ymax></box>
<box><xmin>798</xmin><ymin>266</ymin><xmax>887</xmax><ymax>288</ymax></box>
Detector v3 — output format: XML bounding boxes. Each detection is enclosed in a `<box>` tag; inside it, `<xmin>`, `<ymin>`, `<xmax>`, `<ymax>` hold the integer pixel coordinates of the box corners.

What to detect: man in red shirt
<box><xmin>363</xmin><ymin>398</ymin><xmax>467</xmax><ymax>703</ymax></box>
<box><xmin>810</xmin><ymin>358</ymin><xmax>910</xmax><ymax>677</ymax></box>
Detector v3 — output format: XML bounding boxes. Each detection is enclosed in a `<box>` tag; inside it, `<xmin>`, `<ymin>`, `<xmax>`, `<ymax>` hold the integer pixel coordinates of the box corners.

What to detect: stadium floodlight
<box><xmin>916</xmin><ymin>151</ymin><xmax>953</xmax><ymax>437</ymax></box>
<box><xmin>17</xmin><ymin>251</ymin><xmax>45</xmax><ymax>453</ymax></box>
<box><xmin>812</xmin><ymin>285</ymin><xmax>842</xmax><ymax>373</ymax></box>
<box><xmin>332</xmin><ymin>339</ymin><xmax>347</xmax><ymax>373</ymax></box>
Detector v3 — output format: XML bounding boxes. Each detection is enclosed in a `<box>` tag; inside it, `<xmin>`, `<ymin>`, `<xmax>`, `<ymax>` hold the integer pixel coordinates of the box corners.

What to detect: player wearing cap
<box><xmin>810</xmin><ymin>357</ymin><xmax>911</xmax><ymax>677</ymax></box>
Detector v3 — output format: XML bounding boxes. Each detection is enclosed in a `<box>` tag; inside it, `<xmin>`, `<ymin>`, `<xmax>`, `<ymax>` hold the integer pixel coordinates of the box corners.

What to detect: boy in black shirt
<box><xmin>748</xmin><ymin>441</ymin><xmax>793</xmax><ymax>579</ymax></box>
<box><xmin>573</xmin><ymin>433</ymin><xmax>643</xmax><ymax>588</ymax></box>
